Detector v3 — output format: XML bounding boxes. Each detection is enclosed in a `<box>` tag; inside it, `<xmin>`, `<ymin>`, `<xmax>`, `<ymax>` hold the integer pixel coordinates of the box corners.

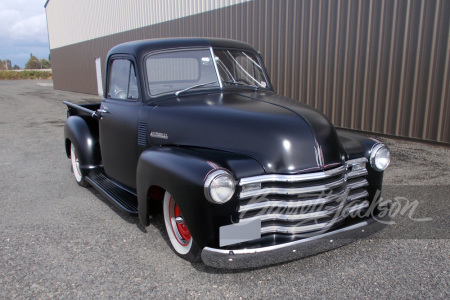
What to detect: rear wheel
<box><xmin>70</xmin><ymin>143</ymin><xmax>88</xmax><ymax>187</ymax></box>
<box><xmin>163</xmin><ymin>191</ymin><xmax>200</xmax><ymax>261</ymax></box>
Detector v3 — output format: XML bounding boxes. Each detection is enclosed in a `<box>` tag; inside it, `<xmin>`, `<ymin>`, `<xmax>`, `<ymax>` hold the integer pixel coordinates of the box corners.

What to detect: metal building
<box><xmin>45</xmin><ymin>0</ymin><xmax>450</xmax><ymax>144</ymax></box>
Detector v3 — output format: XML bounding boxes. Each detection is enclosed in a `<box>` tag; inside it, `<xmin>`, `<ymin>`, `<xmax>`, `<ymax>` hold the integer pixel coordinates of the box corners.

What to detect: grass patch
<box><xmin>0</xmin><ymin>70</ymin><xmax>52</xmax><ymax>80</ymax></box>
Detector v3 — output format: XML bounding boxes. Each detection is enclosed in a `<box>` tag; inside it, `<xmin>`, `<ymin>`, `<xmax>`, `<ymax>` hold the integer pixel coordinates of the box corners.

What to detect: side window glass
<box><xmin>108</xmin><ymin>59</ymin><xmax>139</xmax><ymax>100</ymax></box>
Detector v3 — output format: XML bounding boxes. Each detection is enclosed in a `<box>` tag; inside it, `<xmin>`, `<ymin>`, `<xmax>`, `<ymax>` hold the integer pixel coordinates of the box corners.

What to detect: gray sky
<box><xmin>0</xmin><ymin>0</ymin><xmax>49</xmax><ymax>68</ymax></box>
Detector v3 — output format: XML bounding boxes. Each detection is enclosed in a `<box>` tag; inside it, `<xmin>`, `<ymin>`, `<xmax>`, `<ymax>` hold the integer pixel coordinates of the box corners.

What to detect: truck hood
<box><xmin>149</xmin><ymin>91</ymin><xmax>344</xmax><ymax>174</ymax></box>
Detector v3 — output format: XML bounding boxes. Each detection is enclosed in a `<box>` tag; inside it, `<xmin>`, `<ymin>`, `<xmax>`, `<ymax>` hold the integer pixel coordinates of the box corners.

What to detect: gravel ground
<box><xmin>0</xmin><ymin>80</ymin><xmax>448</xmax><ymax>299</ymax></box>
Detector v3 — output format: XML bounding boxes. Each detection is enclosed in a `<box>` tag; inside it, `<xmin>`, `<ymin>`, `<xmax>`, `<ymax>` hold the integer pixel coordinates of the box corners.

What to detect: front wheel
<box><xmin>70</xmin><ymin>143</ymin><xmax>88</xmax><ymax>187</ymax></box>
<box><xmin>163</xmin><ymin>192</ymin><xmax>200</xmax><ymax>262</ymax></box>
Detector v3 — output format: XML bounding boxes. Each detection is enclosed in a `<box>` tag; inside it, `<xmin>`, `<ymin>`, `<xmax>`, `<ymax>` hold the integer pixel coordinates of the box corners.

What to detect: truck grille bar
<box><xmin>238</xmin><ymin>158</ymin><xmax>370</xmax><ymax>236</ymax></box>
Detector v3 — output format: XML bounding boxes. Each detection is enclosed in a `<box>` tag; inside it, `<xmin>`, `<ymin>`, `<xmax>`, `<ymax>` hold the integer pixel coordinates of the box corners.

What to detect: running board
<box><xmin>86</xmin><ymin>172</ymin><xmax>138</xmax><ymax>215</ymax></box>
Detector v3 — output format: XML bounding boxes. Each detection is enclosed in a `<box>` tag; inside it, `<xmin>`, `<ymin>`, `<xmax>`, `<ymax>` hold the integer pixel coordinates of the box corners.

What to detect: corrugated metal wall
<box><xmin>45</xmin><ymin>0</ymin><xmax>252</xmax><ymax>49</ymax></box>
<box><xmin>48</xmin><ymin>0</ymin><xmax>450</xmax><ymax>143</ymax></box>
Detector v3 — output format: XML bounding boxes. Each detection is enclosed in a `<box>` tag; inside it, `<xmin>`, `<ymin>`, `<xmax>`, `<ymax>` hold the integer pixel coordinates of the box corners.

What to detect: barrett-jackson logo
<box><xmin>150</xmin><ymin>132</ymin><xmax>168</xmax><ymax>139</ymax></box>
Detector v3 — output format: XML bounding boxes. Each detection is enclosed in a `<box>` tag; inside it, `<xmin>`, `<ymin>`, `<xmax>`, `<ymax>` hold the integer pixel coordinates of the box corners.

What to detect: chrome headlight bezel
<box><xmin>204</xmin><ymin>169</ymin><xmax>236</xmax><ymax>204</ymax></box>
<box><xmin>370</xmin><ymin>144</ymin><xmax>391</xmax><ymax>172</ymax></box>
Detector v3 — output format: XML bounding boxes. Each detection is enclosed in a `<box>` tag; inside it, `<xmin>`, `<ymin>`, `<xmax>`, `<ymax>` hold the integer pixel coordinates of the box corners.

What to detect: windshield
<box><xmin>146</xmin><ymin>49</ymin><xmax>220</xmax><ymax>96</ymax></box>
<box><xmin>213</xmin><ymin>49</ymin><xmax>269</xmax><ymax>89</ymax></box>
<box><xmin>145</xmin><ymin>48</ymin><xmax>269</xmax><ymax>96</ymax></box>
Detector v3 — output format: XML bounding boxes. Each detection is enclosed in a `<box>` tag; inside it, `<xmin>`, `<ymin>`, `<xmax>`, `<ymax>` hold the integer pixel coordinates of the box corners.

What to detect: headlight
<box><xmin>204</xmin><ymin>170</ymin><xmax>236</xmax><ymax>204</ymax></box>
<box><xmin>370</xmin><ymin>144</ymin><xmax>391</xmax><ymax>171</ymax></box>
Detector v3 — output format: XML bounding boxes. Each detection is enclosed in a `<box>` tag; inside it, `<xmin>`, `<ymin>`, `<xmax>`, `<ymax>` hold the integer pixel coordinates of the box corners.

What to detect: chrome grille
<box><xmin>238</xmin><ymin>158</ymin><xmax>370</xmax><ymax>236</ymax></box>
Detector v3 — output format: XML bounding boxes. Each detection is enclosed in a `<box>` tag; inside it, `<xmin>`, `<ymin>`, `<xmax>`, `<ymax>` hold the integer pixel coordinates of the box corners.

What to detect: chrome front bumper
<box><xmin>201</xmin><ymin>213</ymin><xmax>389</xmax><ymax>269</ymax></box>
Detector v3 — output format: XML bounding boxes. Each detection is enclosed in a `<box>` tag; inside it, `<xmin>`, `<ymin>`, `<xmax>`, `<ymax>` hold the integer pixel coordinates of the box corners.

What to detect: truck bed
<box><xmin>64</xmin><ymin>101</ymin><xmax>101</xmax><ymax>118</ymax></box>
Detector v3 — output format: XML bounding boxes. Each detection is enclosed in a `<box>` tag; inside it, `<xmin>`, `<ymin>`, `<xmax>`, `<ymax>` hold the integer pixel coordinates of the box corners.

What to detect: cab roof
<box><xmin>107</xmin><ymin>38</ymin><xmax>258</xmax><ymax>60</ymax></box>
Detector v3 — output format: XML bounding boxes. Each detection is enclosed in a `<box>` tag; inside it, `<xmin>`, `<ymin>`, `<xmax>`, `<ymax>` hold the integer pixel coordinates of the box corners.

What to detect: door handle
<box><xmin>92</xmin><ymin>109</ymin><xmax>109</xmax><ymax>120</ymax></box>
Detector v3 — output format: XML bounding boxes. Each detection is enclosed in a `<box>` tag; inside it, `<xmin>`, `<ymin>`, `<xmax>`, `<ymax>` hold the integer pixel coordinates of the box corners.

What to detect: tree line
<box><xmin>0</xmin><ymin>54</ymin><xmax>51</xmax><ymax>70</ymax></box>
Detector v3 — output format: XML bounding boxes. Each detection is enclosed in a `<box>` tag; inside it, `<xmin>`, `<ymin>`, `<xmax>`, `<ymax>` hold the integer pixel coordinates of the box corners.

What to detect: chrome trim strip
<box><xmin>239</xmin><ymin>165</ymin><xmax>347</xmax><ymax>186</ymax></box>
<box><xmin>239</xmin><ymin>177</ymin><xmax>346</xmax><ymax>199</ymax></box>
<box><xmin>239</xmin><ymin>159</ymin><xmax>368</xmax><ymax>188</ymax></box>
<box><xmin>347</xmin><ymin>190</ymin><xmax>369</xmax><ymax>202</ymax></box>
<box><xmin>347</xmin><ymin>178</ymin><xmax>369</xmax><ymax>190</ymax></box>
<box><xmin>260</xmin><ymin>217</ymin><xmax>344</xmax><ymax>235</ymax></box>
<box><xmin>347</xmin><ymin>168</ymin><xmax>368</xmax><ymax>179</ymax></box>
<box><xmin>238</xmin><ymin>189</ymin><xmax>348</xmax><ymax>213</ymax></box>
<box><xmin>242</xmin><ymin>205</ymin><xmax>343</xmax><ymax>223</ymax></box>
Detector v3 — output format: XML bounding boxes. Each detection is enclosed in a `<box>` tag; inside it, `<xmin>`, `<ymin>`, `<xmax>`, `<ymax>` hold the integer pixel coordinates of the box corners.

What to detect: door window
<box><xmin>108</xmin><ymin>59</ymin><xmax>139</xmax><ymax>100</ymax></box>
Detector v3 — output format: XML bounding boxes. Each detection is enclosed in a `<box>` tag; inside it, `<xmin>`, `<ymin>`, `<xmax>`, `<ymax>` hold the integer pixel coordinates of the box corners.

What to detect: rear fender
<box><xmin>64</xmin><ymin>116</ymin><xmax>101</xmax><ymax>173</ymax></box>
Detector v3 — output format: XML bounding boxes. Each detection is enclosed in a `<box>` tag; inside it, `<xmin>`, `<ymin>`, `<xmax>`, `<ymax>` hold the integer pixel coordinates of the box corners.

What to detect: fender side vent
<box><xmin>138</xmin><ymin>122</ymin><xmax>147</xmax><ymax>146</ymax></box>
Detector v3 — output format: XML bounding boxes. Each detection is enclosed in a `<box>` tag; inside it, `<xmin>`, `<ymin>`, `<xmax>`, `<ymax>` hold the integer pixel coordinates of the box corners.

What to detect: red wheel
<box><xmin>173</xmin><ymin>202</ymin><xmax>191</xmax><ymax>244</ymax></box>
<box><xmin>163</xmin><ymin>192</ymin><xmax>200</xmax><ymax>261</ymax></box>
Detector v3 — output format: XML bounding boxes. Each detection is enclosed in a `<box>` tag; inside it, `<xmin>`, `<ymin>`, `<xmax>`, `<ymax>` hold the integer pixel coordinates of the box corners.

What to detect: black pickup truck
<box><xmin>64</xmin><ymin>38</ymin><xmax>391</xmax><ymax>268</ymax></box>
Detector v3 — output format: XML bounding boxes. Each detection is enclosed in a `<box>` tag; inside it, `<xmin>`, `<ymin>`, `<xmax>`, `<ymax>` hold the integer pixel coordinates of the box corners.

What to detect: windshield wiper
<box><xmin>175</xmin><ymin>81</ymin><xmax>217</xmax><ymax>96</ymax></box>
<box><xmin>223</xmin><ymin>81</ymin><xmax>258</xmax><ymax>90</ymax></box>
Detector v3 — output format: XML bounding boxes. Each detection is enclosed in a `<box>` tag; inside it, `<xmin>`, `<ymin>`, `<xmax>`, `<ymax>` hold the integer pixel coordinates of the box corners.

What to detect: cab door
<box><xmin>99</xmin><ymin>57</ymin><xmax>141</xmax><ymax>189</ymax></box>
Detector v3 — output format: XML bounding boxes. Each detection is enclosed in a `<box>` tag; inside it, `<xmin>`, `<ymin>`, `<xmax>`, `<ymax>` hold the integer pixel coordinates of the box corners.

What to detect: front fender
<box><xmin>136</xmin><ymin>146</ymin><xmax>264</xmax><ymax>248</ymax></box>
<box><xmin>336</xmin><ymin>129</ymin><xmax>385</xmax><ymax>199</ymax></box>
<box><xmin>64</xmin><ymin>116</ymin><xmax>101</xmax><ymax>173</ymax></box>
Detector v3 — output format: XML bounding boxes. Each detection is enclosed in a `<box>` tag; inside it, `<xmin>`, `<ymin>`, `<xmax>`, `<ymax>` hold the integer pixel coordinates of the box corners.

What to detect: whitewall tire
<box><xmin>163</xmin><ymin>191</ymin><xmax>200</xmax><ymax>261</ymax></box>
<box><xmin>70</xmin><ymin>143</ymin><xmax>88</xmax><ymax>187</ymax></box>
